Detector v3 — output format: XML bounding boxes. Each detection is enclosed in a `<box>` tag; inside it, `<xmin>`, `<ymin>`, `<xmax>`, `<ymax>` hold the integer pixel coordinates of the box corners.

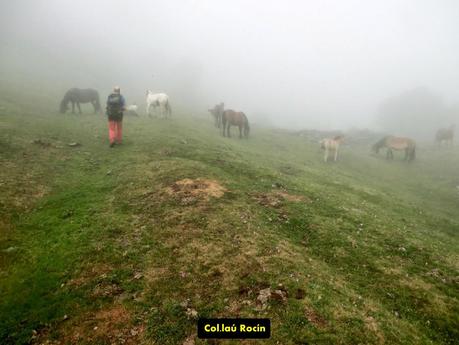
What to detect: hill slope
<box><xmin>1</xmin><ymin>101</ymin><xmax>458</xmax><ymax>344</ymax></box>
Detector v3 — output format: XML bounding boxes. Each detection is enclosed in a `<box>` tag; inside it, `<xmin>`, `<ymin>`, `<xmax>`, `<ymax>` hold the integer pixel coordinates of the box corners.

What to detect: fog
<box><xmin>1</xmin><ymin>0</ymin><xmax>459</xmax><ymax>134</ymax></box>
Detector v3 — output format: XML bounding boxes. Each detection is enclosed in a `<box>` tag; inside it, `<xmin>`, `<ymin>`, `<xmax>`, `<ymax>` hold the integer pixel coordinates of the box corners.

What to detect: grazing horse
<box><xmin>221</xmin><ymin>110</ymin><xmax>250</xmax><ymax>138</ymax></box>
<box><xmin>372</xmin><ymin>136</ymin><xmax>416</xmax><ymax>161</ymax></box>
<box><xmin>320</xmin><ymin>136</ymin><xmax>344</xmax><ymax>162</ymax></box>
<box><xmin>435</xmin><ymin>125</ymin><xmax>455</xmax><ymax>146</ymax></box>
<box><xmin>60</xmin><ymin>88</ymin><xmax>100</xmax><ymax>114</ymax></box>
<box><xmin>146</xmin><ymin>91</ymin><xmax>171</xmax><ymax>118</ymax></box>
<box><xmin>208</xmin><ymin>102</ymin><xmax>224</xmax><ymax>128</ymax></box>
<box><xmin>125</xmin><ymin>104</ymin><xmax>139</xmax><ymax>116</ymax></box>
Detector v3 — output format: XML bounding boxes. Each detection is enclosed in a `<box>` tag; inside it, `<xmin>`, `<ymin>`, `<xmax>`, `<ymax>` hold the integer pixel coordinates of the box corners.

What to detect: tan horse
<box><xmin>221</xmin><ymin>110</ymin><xmax>250</xmax><ymax>138</ymax></box>
<box><xmin>372</xmin><ymin>136</ymin><xmax>416</xmax><ymax>161</ymax></box>
<box><xmin>435</xmin><ymin>125</ymin><xmax>455</xmax><ymax>146</ymax></box>
<box><xmin>320</xmin><ymin>136</ymin><xmax>344</xmax><ymax>162</ymax></box>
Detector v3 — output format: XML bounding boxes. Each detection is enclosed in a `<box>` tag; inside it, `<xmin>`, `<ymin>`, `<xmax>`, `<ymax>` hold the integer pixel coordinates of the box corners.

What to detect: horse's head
<box><xmin>146</xmin><ymin>90</ymin><xmax>151</xmax><ymax>96</ymax></box>
<box><xmin>59</xmin><ymin>99</ymin><xmax>68</xmax><ymax>113</ymax></box>
<box><xmin>242</xmin><ymin>113</ymin><xmax>250</xmax><ymax>138</ymax></box>
<box><xmin>244</xmin><ymin>124</ymin><xmax>250</xmax><ymax>138</ymax></box>
<box><xmin>333</xmin><ymin>135</ymin><xmax>344</xmax><ymax>143</ymax></box>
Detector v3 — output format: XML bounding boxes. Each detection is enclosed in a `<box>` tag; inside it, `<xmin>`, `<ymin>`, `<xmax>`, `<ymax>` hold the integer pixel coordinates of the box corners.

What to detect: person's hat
<box><xmin>113</xmin><ymin>86</ymin><xmax>120</xmax><ymax>93</ymax></box>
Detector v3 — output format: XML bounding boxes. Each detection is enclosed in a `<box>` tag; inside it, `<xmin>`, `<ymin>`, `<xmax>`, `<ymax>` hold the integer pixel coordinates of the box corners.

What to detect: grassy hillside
<box><xmin>0</xmin><ymin>95</ymin><xmax>458</xmax><ymax>344</ymax></box>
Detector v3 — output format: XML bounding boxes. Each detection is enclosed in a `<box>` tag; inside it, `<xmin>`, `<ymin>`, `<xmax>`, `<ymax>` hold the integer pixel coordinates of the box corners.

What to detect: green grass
<box><xmin>0</xmin><ymin>91</ymin><xmax>458</xmax><ymax>344</ymax></box>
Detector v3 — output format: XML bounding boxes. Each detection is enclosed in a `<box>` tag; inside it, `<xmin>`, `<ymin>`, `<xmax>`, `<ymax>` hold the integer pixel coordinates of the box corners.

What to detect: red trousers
<box><xmin>108</xmin><ymin>120</ymin><xmax>123</xmax><ymax>144</ymax></box>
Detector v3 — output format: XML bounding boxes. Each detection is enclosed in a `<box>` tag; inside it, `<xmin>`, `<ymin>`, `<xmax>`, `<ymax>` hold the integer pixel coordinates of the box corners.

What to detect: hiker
<box><xmin>106</xmin><ymin>86</ymin><xmax>126</xmax><ymax>147</ymax></box>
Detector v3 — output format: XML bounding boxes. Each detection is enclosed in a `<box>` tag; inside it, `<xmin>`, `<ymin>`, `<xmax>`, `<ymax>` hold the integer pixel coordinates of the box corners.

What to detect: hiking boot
<box><xmin>109</xmin><ymin>142</ymin><xmax>115</xmax><ymax>148</ymax></box>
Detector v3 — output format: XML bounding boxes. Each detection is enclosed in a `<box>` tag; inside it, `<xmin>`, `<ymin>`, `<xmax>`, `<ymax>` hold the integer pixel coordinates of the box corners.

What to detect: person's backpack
<box><xmin>107</xmin><ymin>93</ymin><xmax>122</xmax><ymax>115</ymax></box>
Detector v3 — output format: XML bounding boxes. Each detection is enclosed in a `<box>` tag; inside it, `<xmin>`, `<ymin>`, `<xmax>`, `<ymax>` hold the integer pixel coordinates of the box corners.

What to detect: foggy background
<box><xmin>1</xmin><ymin>0</ymin><xmax>458</xmax><ymax>138</ymax></box>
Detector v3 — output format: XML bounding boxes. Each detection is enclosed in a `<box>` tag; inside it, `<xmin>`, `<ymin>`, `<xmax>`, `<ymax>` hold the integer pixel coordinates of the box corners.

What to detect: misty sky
<box><xmin>1</xmin><ymin>0</ymin><xmax>459</xmax><ymax>129</ymax></box>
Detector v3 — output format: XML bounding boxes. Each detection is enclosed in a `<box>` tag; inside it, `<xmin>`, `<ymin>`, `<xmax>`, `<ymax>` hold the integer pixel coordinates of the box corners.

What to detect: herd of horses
<box><xmin>320</xmin><ymin>125</ymin><xmax>454</xmax><ymax>163</ymax></box>
<box><xmin>208</xmin><ymin>103</ymin><xmax>250</xmax><ymax>138</ymax></box>
<box><xmin>59</xmin><ymin>88</ymin><xmax>454</xmax><ymax>162</ymax></box>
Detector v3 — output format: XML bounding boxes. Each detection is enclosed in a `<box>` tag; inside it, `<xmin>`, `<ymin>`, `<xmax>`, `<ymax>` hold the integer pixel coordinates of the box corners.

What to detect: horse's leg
<box><xmin>334</xmin><ymin>148</ymin><xmax>338</xmax><ymax>161</ymax></box>
<box><xmin>147</xmin><ymin>103</ymin><xmax>151</xmax><ymax>119</ymax></box>
<box><xmin>324</xmin><ymin>148</ymin><xmax>328</xmax><ymax>162</ymax></box>
<box><xmin>71</xmin><ymin>101</ymin><xmax>75</xmax><ymax>114</ymax></box>
<box><xmin>238</xmin><ymin>125</ymin><xmax>242</xmax><ymax>139</ymax></box>
<box><xmin>77</xmin><ymin>102</ymin><xmax>82</xmax><ymax>114</ymax></box>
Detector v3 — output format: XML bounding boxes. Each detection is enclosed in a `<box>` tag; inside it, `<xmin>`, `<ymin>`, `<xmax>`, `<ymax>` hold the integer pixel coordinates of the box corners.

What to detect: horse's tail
<box><xmin>166</xmin><ymin>100</ymin><xmax>172</xmax><ymax>116</ymax></box>
<box><xmin>94</xmin><ymin>90</ymin><xmax>101</xmax><ymax>112</ymax></box>
<box><xmin>242</xmin><ymin>112</ymin><xmax>250</xmax><ymax>137</ymax></box>
<box><xmin>221</xmin><ymin>111</ymin><xmax>227</xmax><ymax>135</ymax></box>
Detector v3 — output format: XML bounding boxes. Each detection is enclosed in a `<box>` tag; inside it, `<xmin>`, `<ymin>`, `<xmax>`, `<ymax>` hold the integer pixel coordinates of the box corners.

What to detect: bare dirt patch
<box><xmin>165</xmin><ymin>178</ymin><xmax>226</xmax><ymax>205</ymax></box>
<box><xmin>304</xmin><ymin>305</ymin><xmax>328</xmax><ymax>329</ymax></box>
<box><xmin>364</xmin><ymin>316</ymin><xmax>385</xmax><ymax>344</ymax></box>
<box><xmin>32</xmin><ymin>304</ymin><xmax>145</xmax><ymax>345</ymax></box>
<box><xmin>252</xmin><ymin>191</ymin><xmax>308</xmax><ymax>208</ymax></box>
<box><xmin>65</xmin><ymin>263</ymin><xmax>113</xmax><ymax>288</ymax></box>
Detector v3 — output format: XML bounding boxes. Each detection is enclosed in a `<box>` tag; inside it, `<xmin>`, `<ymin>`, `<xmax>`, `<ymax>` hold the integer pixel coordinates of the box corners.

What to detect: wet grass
<box><xmin>0</xmin><ymin>95</ymin><xmax>458</xmax><ymax>344</ymax></box>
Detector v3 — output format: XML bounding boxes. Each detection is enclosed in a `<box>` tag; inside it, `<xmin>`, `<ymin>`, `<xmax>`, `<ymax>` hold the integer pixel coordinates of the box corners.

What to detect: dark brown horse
<box><xmin>221</xmin><ymin>110</ymin><xmax>250</xmax><ymax>138</ymax></box>
<box><xmin>60</xmin><ymin>88</ymin><xmax>101</xmax><ymax>114</ymax></box>
<box><xmin>208</xmin><ymin>102</ymin><xmax>224</xmax><ymax>128</ymax></box>
<box><xmin>372</xmin><ymin>136</ymin><xmax>416</xmax><ymax>161</ymax></box>
<box><xmin>435</xmin><ymin>125</ymin><xmax>455</xmax><ymax>146</ymax></box>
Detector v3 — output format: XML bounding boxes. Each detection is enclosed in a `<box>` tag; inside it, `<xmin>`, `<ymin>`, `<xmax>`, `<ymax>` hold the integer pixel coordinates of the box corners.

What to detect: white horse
<box><xmin>146</xmin><ymin>91</ymin><xmax>172</xmax><ymax>118</ymax></box>
<box><xmin>125</xmin><ymin>104</ymin><xmax>139</xmax><ymax>116</ymax></box>
<box><xmin>320</xmin><ymin>136</ymin><xmax>344</xmax><ymax>162</ymax></box>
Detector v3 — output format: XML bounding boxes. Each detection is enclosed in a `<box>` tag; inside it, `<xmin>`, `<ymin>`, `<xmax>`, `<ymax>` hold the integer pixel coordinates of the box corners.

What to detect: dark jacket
<box><xmin>106</xmin><ymin>93</ymin><xmax>126</xmax><ymax>120</ymax></box>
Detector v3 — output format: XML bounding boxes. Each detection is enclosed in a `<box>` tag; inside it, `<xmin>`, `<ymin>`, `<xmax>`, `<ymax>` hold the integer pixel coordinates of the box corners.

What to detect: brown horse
<box><xmin>435</xmin><ymin>125</ymin><xmax>455</xmax><ymax>146</ymax></box>
<box><xmin>372</xmin><ymin>136</ymin><xmax>416</xmax><ymax>161</ymax></box>
<box><xmin>221</xmin><ymin>110</ymin><xmax>250</xmax><ymax>138</ymax></box>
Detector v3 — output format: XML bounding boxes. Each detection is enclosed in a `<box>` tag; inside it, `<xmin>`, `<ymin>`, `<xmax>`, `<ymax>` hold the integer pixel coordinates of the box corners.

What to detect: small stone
<box><xmin>186</xmin><ymin>308</ymin><xmax>198</xmax><ymax>319</ymax></box>
<box><xmin>257</xmin><ymin>288</ymin><xmax>272</xmax><ymax>307</ymax></box>
<box><xmin>2</xmin><ymin>247</ymin><xmax>16</xmax><ymax>253</ymax></box>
